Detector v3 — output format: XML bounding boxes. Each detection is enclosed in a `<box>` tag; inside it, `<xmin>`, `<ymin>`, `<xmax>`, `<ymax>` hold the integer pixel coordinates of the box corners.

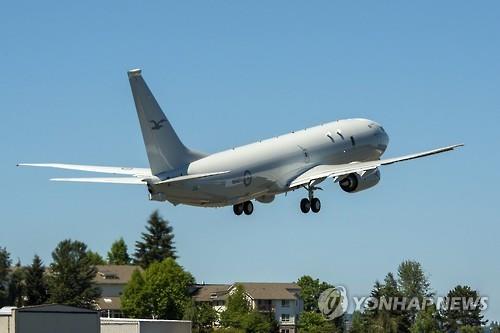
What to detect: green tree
<box><xmin>107</xmin><ymin>238</ymin><xmax>131</xmax><ymax>265</ymax></box>
<box><xmin>241</xmin><ymin>311</ymin><xmax>273</xmax><ymax>333</ymax></box>
<box><xmin>369</xmin><ymin>312</ymin><xmax>399</xmax><ymax>333</ymax></box>
<box><xmin>409</xmin><ymin>305</ymin><xmax>441</xmax><ymax>333</ymax></box>
<box><xmin>121</xmin><ymin>269</ymin><xmax>148</xmax><ymax>318</ymax></box>
<box><xmin>122</xmin><ymin>258</ymin><xmax>194</xmax><ymax>319</ymax></box>
<box><xmin>349</xmin><ymin>311</ymin><xmax>367</xmax><ymax>333</ymax></box>
<box><xmin>0</xmin><ymin>247</ymin><xmax>12</xmax><ymax>306</ymax></box>
<box><xmin>48</xmin><ymin>239</ymin><xmax>101</xmax><ymax>308</ymax></box>
<box><xmin>298</xmin><ymin>311</ymin><xmax>337</xmax><ymax>333</ymax></box>
<box><xmin>184</xmin><ymin>301</ymin><xmax>218</xmax><ymax>333</ymax></box>
<box><xmin>7</xmin><ymin>260</ymin><xmax>25</xmax><ymax>307</ymax></box>
<box><xmin>296</xmin><ymin>275</ymin><xmax>333</xmax><ymax>312</ymax></box>
<box><xmin>458</xmin><ymin>325</ymin><xmax>482</xmax><ymax>333</ymax></box>
<box><xmin>134</xmin><ymin>211</ymin><xmax>177</xmax><ymax>268</ymax></box>
<box><xmin>363</xmin><ymin>274</ymin><xmax>407</xmax><ymax>333</ymax></box>
<box><xmin>24</xmin><ymin>255</ymin><xmax>48</xmax><ymax>306</ymax></box>
<box><xmin>440</xmin><ymin>285</ymin><xmax>487</xmax><ymax>332</ymax></box>
<box><xmin>86</xmin><ymin>250</ymin><xmax>106</xmax><ymax>265</ymax></box>
<box><xmin>220</xmin><ymin>284</ymin><xmax>251</xmax><ymax>328</ymax></box>
<box><xmin>220</xmin><ymin>284</ymin><xmax>273</xmax><ymax>333</ymax></box>
<box><xmin>397</xmin><ymin>260</ymin><xmax>432</xmax><ymax>300</ymax></box>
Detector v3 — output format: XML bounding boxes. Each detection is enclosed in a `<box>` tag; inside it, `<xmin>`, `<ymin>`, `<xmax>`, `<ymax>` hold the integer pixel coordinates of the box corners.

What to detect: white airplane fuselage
<box><xmin>152</xmin><ymin>118</ymin><xmax>389</xmax><ymax>207</ymax></box>
<box><xmin>20</xmin><ymin>69</ymin><xmax>461</xmax><ymax>215</ymax></box>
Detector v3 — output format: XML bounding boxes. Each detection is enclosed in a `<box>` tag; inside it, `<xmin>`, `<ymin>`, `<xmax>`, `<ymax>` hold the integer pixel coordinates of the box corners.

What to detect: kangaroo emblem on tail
<box><xmin>150</xmin><ymin>119</ymin><xmax>166</xmax><ymax>130</ymax></box>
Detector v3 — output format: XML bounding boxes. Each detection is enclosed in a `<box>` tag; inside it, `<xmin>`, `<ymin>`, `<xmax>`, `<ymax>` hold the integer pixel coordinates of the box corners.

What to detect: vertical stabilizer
<box><xmin>128</xmin><ymin>69</ymin><xmax>204</xmax><ymax>175</ymax></box>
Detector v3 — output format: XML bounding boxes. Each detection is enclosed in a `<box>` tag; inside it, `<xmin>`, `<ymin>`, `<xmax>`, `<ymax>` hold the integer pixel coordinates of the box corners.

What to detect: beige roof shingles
<box><xmin>93</xmin><ymin>265</ymin><xmax>142</xmax><ymax>285</ymax></box>
<box><xmin>191</xmin><ymin>284</ymin><xmax>231</xmax><ymax>302</ymax></box>
<box><xmin>192</xmin><ymin>282</ymin><xmax>301</xmax><ymax>302</ymax></box>
<box><xmin>236</xmin><ymin>282</ymin><xmax>300</xmax><ymax>300</ymax></box>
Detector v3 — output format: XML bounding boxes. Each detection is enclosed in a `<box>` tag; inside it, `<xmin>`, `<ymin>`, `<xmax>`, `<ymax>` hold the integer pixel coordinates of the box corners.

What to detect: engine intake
<box><xmin>339</xmin><ymin>169</ymin><xmax>380</xmax><ymax>193</ymax></box>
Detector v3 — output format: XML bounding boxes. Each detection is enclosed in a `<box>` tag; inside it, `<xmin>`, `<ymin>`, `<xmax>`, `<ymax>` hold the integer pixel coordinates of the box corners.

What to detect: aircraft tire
<box><xmin>243</xmin><ymin>201</ymin><xmax>254</xmax><ymax>215</ymax></box>
<box><xmin>311</xmin><ymin>198</ymin><xmax>321</xmax><ymax>213</ymax></box>
<box><xmin>300</xmin><ymin>198</ymin><xmax>311</xmax><ymax>213</ymax></box>
<box><xmin>233</xmin><ymin>203</ymin><xmax>244</xmax><ymax>215</ymax></box>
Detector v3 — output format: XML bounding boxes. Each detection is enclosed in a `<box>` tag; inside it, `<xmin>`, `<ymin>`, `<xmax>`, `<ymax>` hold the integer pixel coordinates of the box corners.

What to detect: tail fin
<box><xmin>128</xmin><ymin>69</ymin><xmax>205</xmax><ymax>175</ymax></box>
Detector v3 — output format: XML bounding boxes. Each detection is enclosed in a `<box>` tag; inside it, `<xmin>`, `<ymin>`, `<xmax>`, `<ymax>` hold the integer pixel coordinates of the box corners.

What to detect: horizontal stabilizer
<box><xmin>51</xmin><ymin>177</ymin><xmax>147</xmax><ymax>184</ymax></box>
<box><xmin>17</xmin><ymin>163</ymin><xmax>151</xmax><ymax>176</ymax></box>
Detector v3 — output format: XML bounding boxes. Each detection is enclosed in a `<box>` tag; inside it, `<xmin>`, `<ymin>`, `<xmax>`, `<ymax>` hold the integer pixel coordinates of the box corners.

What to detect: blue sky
<box><xmin>1</xmin><ymin>0</ymin><xmax>499</xmax><ymax>321</ymax></box>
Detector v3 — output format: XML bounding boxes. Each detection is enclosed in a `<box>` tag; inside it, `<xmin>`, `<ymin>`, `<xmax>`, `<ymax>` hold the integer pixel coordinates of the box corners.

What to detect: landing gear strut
<box><xmin>300</xmin><ymin>183</ymin><xmax>322</xmax><ymax>214</ymax></box>
<box><xmin>233</xmin><ymin>201</ymin><xmax>254</xmax><ymax>216</ymax></box>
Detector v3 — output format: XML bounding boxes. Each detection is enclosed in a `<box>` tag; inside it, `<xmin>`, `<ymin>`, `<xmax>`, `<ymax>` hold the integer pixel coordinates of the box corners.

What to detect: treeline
<box><xmin>1</xmin><ymin>212</ymin><xmax>498</xmax><ymax>333</ymax></box>
<box><xmin>295</xmin><ymin>261</ymin><xmax>496</xmax><ymax>333</ymax></box>
<box><xmin>0</xmin><ymin>210</ymin><xmax>176</xmax><ymax>308</ymax></box>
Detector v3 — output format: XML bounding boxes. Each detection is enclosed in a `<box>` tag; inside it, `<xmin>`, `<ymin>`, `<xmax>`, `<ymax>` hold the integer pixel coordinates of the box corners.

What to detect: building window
<box><xmin>281</xmin><ymin>314</ymin><xmax>290</xmax><ymax>322</ymax></box>
<box><xmin>281</xmin><ymin>330</ymin><xmax>290</xmax><ymax>333</ymax></box>
<box><xmin>281</xmin><ymin>300</ymin><xmax>290</xmax><ymax>308</ymax></box>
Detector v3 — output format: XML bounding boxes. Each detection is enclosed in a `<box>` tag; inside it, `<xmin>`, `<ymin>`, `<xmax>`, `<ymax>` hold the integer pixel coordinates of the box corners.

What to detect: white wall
<box><xmin>101</xmin><ymin>318</ymin><xmax>191</xmax><ymax>333</ymax></box>
<box><xmin>0</xmin><ymin>316</ymin><xmax>12</xmax><ymax>333</ymax></box>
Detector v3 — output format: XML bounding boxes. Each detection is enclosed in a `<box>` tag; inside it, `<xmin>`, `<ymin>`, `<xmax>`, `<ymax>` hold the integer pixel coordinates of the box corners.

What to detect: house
<box><xmin>191</xmin><ymin>282</ymin><xmax>303</xmax><ymax>333</ymax></box>
<box><xmin>93</xmin><ymin>265</ymin><xmax>141</xmax><ymax>318</ymax></box>
<box><xmin>92</xmin><ymin>265</ymin><xmax>304</xmax><ymax>333</ymax></box>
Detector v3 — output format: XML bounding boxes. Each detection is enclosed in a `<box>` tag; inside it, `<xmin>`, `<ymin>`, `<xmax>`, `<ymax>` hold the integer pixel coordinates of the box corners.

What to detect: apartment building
<box><xmin>93</xmin><ymin>265</ymin><xmax>304</xmax><ymax>333</ymax></box>
<box><xmin>191</xmin><ymin>282</ymin><xmax>303</xmax><ymax>333</ymax></box>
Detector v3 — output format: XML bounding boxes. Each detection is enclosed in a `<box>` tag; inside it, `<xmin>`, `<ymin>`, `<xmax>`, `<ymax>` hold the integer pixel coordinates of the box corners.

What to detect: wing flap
<box><xmin>17</xmin><ymin>163</ymin><xmax>152</xmax><ymax>176</ymax></box>
<box><xmin>289</xmin><ymin>144</ymin><xmax>463</xmax><ymax>188</ymax></box>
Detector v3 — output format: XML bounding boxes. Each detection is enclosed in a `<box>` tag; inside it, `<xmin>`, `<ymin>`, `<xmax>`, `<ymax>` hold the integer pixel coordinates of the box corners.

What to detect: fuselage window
<box><xmin>350</xmin><ymin>136</ymin><xmax>356</xmax><ymax>146</ymax></box>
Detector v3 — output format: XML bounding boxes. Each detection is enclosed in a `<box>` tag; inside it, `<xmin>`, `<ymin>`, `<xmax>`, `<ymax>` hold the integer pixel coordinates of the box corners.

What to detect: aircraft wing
<box><xmin>289</xmin><ymin>144</ymin><xmax>463</xmax><ymax>188</ymax></box>
<box><xmin>17</xmin><ymin>163</ymin><xmax>152</xmax><ymax>177</ymax></box>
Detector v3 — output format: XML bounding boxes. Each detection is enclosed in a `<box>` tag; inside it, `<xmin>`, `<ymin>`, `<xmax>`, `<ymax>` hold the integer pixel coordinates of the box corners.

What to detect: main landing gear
<box><xmin>233</xmin><ymin>201</ymin><xmax>254</xmax><ymax>216</ymax></box>
<box><xmin>300</xmin><ymin>184</ymin><xmax>321</xmax><ymax>214</ymax></box>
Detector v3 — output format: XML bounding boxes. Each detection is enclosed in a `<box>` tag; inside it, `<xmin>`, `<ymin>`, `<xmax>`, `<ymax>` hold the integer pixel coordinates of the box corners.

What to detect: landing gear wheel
<box><xmin>311</xmin><ymin>198</ymin><xmax>321</xmax><ymax>213</ymax></box>
<box><xmin>243</xmin><ymin>201</ymin><xmax>254</xmax><ymax>215</ymax></box>
<box><xmin>300</xmin><ymin>198</ymin><xmax>311</xmax><ymax>213</ymax></box>
<box><xmin>233</xmin><ymin>203</ymin><xmax>244</xmax><ymax>216</ymax></box>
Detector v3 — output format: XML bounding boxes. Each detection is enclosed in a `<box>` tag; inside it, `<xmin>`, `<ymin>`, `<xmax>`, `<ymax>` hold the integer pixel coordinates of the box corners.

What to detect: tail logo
<box><xmin>150</xmin><ymin>119</ymin><xmax>167</xmax><ymax>130</ymax></box>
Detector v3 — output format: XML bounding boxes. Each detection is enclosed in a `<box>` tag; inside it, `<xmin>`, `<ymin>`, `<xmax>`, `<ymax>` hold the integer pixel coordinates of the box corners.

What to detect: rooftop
<box><xmin>192</xmin><ymin>282</ymin><xmax>301</xmax><ymax>301</ymax></box>
<box><xmin>94</xmin><ymin>265</ymin><xmax>141</xmax><ymax>285</ymax></box>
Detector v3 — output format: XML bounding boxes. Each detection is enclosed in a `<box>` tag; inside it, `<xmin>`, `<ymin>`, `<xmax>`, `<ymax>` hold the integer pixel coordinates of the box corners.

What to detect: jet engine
<box><xmin>339</xmin><ymin>169</ymin><xmax>381</xmax><ymax>193</ymax></box>
<box><xmin>255</xmin><ymin>194</ymin><xmax>275</xmax><ymax>203</ymax></box>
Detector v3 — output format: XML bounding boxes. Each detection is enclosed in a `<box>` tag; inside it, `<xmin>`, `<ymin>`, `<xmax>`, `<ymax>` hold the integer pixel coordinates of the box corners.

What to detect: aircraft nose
<box><xmin>378</xmin><ymin>126</ymin><xmax>389</xmax><ymax>151</ymax></box>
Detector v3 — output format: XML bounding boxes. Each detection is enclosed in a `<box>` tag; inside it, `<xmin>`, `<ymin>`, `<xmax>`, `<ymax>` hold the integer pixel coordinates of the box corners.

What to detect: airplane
<box><xmin>18</xmin><ymin>69</ymin><xmax>463</xmax><ymax>216</ymax></box>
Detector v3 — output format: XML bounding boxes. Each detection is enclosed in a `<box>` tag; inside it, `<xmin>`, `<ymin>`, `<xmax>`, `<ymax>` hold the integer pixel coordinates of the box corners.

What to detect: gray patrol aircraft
<box><xmin>19</xmin><ymin>69</ymin><xmax>463</xmax><ymax>215</ymax></box>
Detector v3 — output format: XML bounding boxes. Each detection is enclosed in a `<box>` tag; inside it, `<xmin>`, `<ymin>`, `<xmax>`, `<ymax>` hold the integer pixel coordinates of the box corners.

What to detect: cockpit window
<box><xmin>379</xmin><ymin>127</ymin><xmax>386</xmax><ymax>133</ymax></box>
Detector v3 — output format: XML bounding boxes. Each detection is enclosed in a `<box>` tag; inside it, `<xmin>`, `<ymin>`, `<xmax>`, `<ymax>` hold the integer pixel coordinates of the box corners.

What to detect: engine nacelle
<box><xmin>255</xmin><ymin>194</ymin><xmax>275</xmax><ymax>204</ymax></box>
<box><xmin>339</xmin><ymin>169</ymin><xmax>381</xmax><ymax>193</ymax></box>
